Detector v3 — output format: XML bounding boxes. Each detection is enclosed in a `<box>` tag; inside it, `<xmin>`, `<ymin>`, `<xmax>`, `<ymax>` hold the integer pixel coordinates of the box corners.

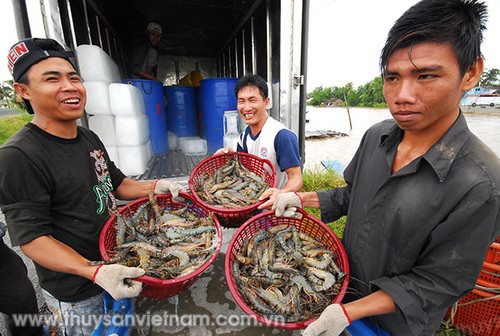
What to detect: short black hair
<box><xmin>234</xmin><ymin>74</ymin><xmax>268</xmax><ymax>100</ymax></box>
<box><xmin>380</xmin><ymin>0</ymin><xmax>487</xmax><ymax>77</ymax></box>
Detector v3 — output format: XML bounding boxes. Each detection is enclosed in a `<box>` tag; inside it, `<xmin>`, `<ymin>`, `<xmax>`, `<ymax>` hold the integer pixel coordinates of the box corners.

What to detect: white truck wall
<box><xmin>25</xmin><ymin>0</ymin><xmax>66</xmax><ymax>47</ymax></box>
<box><xmin>277</xmin><ymin>0</ymin><xmax>304</xmax><ymax>136</ymax></box>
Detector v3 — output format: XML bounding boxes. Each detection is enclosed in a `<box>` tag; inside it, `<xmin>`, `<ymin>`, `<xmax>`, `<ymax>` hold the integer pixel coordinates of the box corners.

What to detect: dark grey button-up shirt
<box><xmin>318</xmin><ymin>113</ymin><xmax>500</xmax><ymax>335</ymax></box>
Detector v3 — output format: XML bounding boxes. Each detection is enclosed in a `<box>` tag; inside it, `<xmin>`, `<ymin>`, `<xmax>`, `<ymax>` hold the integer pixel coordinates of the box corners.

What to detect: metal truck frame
<box><xmin>10</xmin><ymin>0</ymin><xmax>309</xmax><ymax>181</ymax></box>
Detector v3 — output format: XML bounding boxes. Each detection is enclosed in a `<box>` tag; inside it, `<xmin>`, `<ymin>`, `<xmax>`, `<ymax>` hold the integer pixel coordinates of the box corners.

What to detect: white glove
<box><xmin>153</xmin><ymin>179</ymin><xmax>183</xmax><ymax>198</ymax></box>
<box><xmin>93</xmin><ymin>264</ymin><xmax>145</xmax><ymax>300</ymax></box>
<box><xmin>272</xmin><ymin>192</ymin><xmax>303</xmax><ymax>218</ymax></box>
<box><xmin>302</xmin><ymin>304</ymin><xmax>351</xmax><ymax>336</ymax></box>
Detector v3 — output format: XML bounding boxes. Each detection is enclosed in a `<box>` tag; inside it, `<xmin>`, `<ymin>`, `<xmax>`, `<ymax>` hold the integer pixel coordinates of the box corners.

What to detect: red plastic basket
<box><xmin>99</xmin><ymin>192</ymin><xmax>222</xmax><ymax>299</ymax></box>
<box><xmin>225</xmin><ymin>209</ymin><xmax>349</xmax><ymax>330</ymax></box>
<box><xmin>478</xmin><ymin>261</ymin><xmax>500</xmax><ymax>288</ymax></box>
<box><xmin>448</xmin><ymin>288</ymin><xmax>500</xmax><ymax>336</ymax></box>
<box><xmin>188</xmin><ymin>152</ymin><xmax>276</xmax><ymax>228</ymax></box>
<box><xmin>485</xmin><ymin>240</ymin><xmax>500</xmax><ymax>264</ymax></box>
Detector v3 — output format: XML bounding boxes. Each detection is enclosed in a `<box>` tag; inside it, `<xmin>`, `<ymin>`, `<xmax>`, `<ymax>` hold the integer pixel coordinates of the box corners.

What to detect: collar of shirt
<box><xmin>378</xmin><ymin>112</ymin><xmax>470</xmax><ymax>182</ymax></box>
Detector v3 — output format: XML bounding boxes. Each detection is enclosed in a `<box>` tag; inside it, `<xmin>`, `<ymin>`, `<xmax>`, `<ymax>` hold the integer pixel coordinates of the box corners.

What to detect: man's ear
<box><xmin>462</xmin><ymin>57</ymin><xmax>484</xmax><ymax>92</ymax></box>
<box><xmin>265</xmin><ymin>97</ymin><xmax>270</xmax><ymax>108</ymax></box>
<box><xmin>13</xmin><ymin>82</ymin><xmax>30</xmax><ymax>100</ymax></box>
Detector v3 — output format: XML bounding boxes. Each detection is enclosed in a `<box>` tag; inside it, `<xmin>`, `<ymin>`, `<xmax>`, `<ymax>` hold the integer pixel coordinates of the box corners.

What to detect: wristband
<box><xmin>294</xmin><ymin>192</ymin><xmax>304</xmax><ymax>208</ymax></box>
<box><xmin>91</xmin><ymin>265</ymin><xmax>103</xmax><ymax>283</ymax></box>
<box><xmin>340</xmin><ymin>304</ymin><xmax>352</xmax><ymax>324</ymax></box>
<box><xmin>152</xmin><ymin>179</ymin><xmax>159</xmax><ymax>191</ymax></box>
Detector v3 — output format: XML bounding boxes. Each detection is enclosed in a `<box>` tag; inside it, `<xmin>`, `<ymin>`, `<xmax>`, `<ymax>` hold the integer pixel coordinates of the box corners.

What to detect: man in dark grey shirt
<box><xmin>270</xmin><ymin>0</ymin><xmax>500</xmax><ymax>335</ymax></box>
<box><xmin>130</xmin><ymin>22</ymin><xmax>162</xmax><ymax>80</ymax></box>
<box><xmin>316</xmin><ymin>114</ymin><xmax>500</xmax><ymax>334</ymax></box>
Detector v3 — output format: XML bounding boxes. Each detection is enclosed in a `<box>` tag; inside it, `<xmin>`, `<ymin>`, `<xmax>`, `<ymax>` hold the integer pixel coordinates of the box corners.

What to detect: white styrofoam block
<box><xmin>179</xmin><ymin>136</ymin><xmax>207</xmax><ymax>156</ymax></box>
<box><xmin>105</xmin><ymin>145</ymin><xmax>120</xmax><ymax>168</ymax></box>
<box><xmin>109</xmin><ymin>83</ymin><xmax>146</xmax><ymax>116</ymax></box>
<box><xmin>115</xmin><ymin>115</ymin><xmax>150</xmax><ymax>146</ymax></box>
<box><xmin>117</xmin><ymin>141</ymin><xmax>151</xmax><ymax>176</ymax></box>
<box><xmin>88</xmin><ymin>115</ymin><xmax>116</xmax><ymax>147</ymax></box>
<box><xmin>75</xmin><ymin>45</ymin><xmax>121</xmax><ymax>83</ymax></box>
<box><xmin>83</xmin><ymin>81</ymin><xmax>112</xmax><ymax>115</ymax></box>
<box><xmin>223</xmin><ymin>134</ymin><xmax>239</xmax><ymax>150</ymax></box>
<box><xmin>224</xmin><ymin>110</ymin><xmax>239</xmax><ymax>135</ymax></box>
<box><xmin>146</xmin><ymin>141</ymin><xmax>153</xmax><ymax>160</ymax></box>
<box><xmin>238</xmin><ymin>114</ymin><xmax>246</xmax><ymax>133</ymax></box>
<box><xmin>267</xmin><ymin>82</ymin><xmax>273</xmax><ymax>110</ymax></box>
<box><xmin>168</xmin><ymin>131</ymin><xmax>179</xmax><ymax>150</ymax></box>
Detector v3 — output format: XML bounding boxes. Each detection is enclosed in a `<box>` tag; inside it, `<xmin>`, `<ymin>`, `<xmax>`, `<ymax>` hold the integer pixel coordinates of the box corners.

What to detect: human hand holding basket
<box><xmin>98</xmin><ymin>192</ymin><xmax>222</xmax><ymax>299</ymax></box>
<box><xmin>225</xmin><ymin>208</ymin><xmax>350</xmax><ymax>330</ymax></box>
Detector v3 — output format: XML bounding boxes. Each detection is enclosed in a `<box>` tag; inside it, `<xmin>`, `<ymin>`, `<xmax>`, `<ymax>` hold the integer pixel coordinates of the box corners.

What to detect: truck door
<box><xmin>274</xmin><ymin>0</ymin><xmax>309</xmax><ymax>162</ymax></box>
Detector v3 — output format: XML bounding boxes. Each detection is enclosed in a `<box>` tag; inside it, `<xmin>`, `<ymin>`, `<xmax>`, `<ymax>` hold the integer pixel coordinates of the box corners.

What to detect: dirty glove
<box><xmin>153</xmin><ymin>179</ymin><xmax>183</xmax><ymax>198</ymax></box>
<box><xmin>272</xmin><ymin>192</ymin><xmax>303</xmax><ymax>218</ymax></box>
<box><xmin>302</xmin><ymin>304</ymin><xmax>351</xmax><ymax>336</ymax></box>
<box><xmin>92</xmin><ymin>264</ymin><xmax>145</xmax><ymax>300</ymax></box>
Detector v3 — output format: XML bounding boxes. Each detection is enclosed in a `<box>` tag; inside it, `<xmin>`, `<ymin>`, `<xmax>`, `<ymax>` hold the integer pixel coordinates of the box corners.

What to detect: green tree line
<box><xmin>0</xmin><ymin>79</ymin><xmax>25</xmax><ymax>110</ymax></box>
<box><xmin>307</xmin><ymin>68</ymin><xmax>500</xmax><ymax>108</ymax></box>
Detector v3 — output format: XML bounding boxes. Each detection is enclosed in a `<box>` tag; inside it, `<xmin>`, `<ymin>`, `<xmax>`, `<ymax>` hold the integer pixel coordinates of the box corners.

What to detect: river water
<box><xmin>304</xmin><ymin>107</ymin><xmax>500</xmax><ymax>170</ymax></box>
<box><xmin>2</xmin><ymin>108</ymin><xmax>497</xmax><ymax>336</ymax></box>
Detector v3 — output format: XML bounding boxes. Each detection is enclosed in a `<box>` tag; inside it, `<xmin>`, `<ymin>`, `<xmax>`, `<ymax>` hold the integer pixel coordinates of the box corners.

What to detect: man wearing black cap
<box><xmin>0</xmin><ymin>37</ymin><xmax>182</xmax><ymax>335</ymax></box>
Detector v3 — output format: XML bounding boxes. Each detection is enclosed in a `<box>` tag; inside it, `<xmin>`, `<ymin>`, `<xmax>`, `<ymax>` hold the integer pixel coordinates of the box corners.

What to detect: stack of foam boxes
<box><xmin>109</xmin><ymin>84</ymin><xmax>152</xmax><ymax>176</ymax></box>
<box><xmin>75</xmin><ymin>45</ymin><xmax>152</xmax><ymax>176</ymax></box>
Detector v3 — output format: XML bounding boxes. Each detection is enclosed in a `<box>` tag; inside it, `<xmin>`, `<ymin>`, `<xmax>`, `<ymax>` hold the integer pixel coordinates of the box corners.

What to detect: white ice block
<box><xmin>105</xmin><ymin>145</ymin><xmax>120</xmax><ymax>168</ymax></box>
<box><xmin>109</xmin><ymin>83</ymin><xmax>146</xmax><ymax>116</ymax></box>
<box><xmin>88</xmin><ymin>115</ymin><xmax>116</xmax><ymax>147</ymax></box>
<box><xmin>76</xmin><ymin>45</ymin><xmax>121</xmax><ymax>83</ymax></box>
<box><xmin>84</xmin><ymin>81</ymin><xmax>112</xmax><ymax>115</ymax></box>
<box><xmin>224</xmin><ymin>110</ymin><xmax>240</xmax><ymax>135</ymax></box>
<box><xmin>117</xmin><ymin>141</ymin><xmax>152</xmax><ymax>176</ymax></box>
<box><xmin>223</xmin><ymin>133</ymin><xmax>239</xmax><ymax>150</ymax></box>
<box><xmin>179</xmin><ymin>136</ymin><xmax>207</xmax><ymax>156</ymax></box>
<box><xmin>238</xmin><ymin>114</ymin><xmax>246</xmax><ymax>133</ymax></box>
<box><xmin>115</xmin><ymin>115</ymin><xmax>150</xmax><ymax>146</ymax></box>
<box><xmin>168</xmin><ymin>131</ymin><xmax>179</xmax><ymax>150</ymax></box>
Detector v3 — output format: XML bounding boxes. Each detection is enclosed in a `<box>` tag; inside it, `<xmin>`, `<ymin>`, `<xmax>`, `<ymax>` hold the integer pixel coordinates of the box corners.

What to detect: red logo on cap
<box><xmin>7</xmin><ymin>42</ymin><xmax>29</xmax><ymax>75</ymax></box>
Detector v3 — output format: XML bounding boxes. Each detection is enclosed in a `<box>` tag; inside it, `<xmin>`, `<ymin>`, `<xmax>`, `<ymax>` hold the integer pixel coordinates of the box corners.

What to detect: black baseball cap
<box><xmin>7</xmin><ymin>38</ymin><xmax>75</xmax><ymax>114</ymax></box>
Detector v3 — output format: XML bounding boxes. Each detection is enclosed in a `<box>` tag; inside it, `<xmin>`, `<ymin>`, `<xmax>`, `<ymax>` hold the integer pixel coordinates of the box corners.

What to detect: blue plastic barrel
<box><xmin>199</xmin><ymin>78</ymin><xmax>238</xmax><ymax>154</ymax></box>
<box><xmin>164</xmin><ymin>85</ymin><xmax>198</xmax><ymax>137</ymax></box>
<box><xmin>123</xmin><ymin>79</ymin><xmax>169</xmax><ymax>155</ymax></box>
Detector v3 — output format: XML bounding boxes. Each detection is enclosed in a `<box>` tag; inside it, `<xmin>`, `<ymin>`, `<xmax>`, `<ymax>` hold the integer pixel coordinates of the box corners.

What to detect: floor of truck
<box><xmin>133</xmin><ymin>150</ymin><xmax>208</xmax><ymax>183</ymax></box>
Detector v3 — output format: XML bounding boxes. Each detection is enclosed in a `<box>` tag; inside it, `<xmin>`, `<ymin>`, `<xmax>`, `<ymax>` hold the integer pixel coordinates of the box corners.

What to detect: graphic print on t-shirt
<box><xmin>90</xmin><ymin>149</ymin><xmax>118</xmax><ymax>215</ymax></box>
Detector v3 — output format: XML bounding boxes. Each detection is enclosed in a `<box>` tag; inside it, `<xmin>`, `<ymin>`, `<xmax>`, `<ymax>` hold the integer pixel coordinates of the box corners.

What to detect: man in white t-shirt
<box><xmin>216</xmin><ymin>74</ymin><xmax>303</xmax><ymax>207</ymax></box>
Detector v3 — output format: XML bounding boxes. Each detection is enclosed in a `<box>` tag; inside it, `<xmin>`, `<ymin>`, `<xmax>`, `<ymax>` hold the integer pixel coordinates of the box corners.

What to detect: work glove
<box><xmin>92</xmin><ymin>264</ymin><xmax>145</xmax><ymax>300</ymax></box>
<box><xmin>153</xmin><ymin>179</ymin><xmax>183</xmax><ymax>198</ymax></box>
<box><xmin>272</xmin><ymin>192</ymin><xmax>303</xmax><ymax>218</ymax></box>
<box><xmin>302</xmin><ymin>304</ymin><xmax>351</xmax><ymax>336</ymax></box>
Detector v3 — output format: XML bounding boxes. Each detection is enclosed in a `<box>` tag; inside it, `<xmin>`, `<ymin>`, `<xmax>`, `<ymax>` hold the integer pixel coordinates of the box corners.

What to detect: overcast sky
<box><xmin>1</xmin><ymin>0</ymin><xmax>499</xmax><ymax>88</ymax></box>
<box><xmin>307</xmin><ymin>0</ymin><xmax>500</xmax><ymax>90</ymax></box>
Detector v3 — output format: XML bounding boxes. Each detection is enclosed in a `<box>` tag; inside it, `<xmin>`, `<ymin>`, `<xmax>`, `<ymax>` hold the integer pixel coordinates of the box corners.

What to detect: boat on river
<box><xmin>461</xmin><ymin>86</ymin><xmax>500</xmax><ymax>113</ymax></box>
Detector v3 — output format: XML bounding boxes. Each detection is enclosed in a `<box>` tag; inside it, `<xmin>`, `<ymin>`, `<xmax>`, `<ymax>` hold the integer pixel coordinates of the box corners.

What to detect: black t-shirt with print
<box><xmin>0</xmin><ymin>123</ymin><xmax>126</xmax><ymax>301</ymax></box>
